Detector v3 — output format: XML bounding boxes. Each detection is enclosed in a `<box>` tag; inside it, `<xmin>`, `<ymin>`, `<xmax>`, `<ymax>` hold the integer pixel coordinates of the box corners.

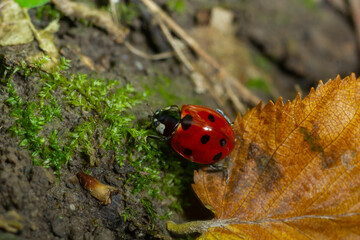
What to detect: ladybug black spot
<box><xmin>184</xmin><ymin>148</ymin><xmax>192</xmax><ymax>155</ymax></box>
<box><xmin>181</xmin><ymin>114</ymin><xmax>193</xmax><ymax>130</ymax></box>
<box><xmin>201</xmin><ymin>135</ymin><xmax>210</xmax><ymax>144</ymax></box>
<box><xmin>213</xmin><ymin>152</ymin><xmax>222</xmax><ymax>161</ymax></box>
<box><xmin>220</xmin><ymin>138</ymin><xmax>226</xmax><ymax>146</ymax></box>
<box><xmin>208</xmin><ymin>114</ymin><xmax>215</xmax><ymax>122</ymax></box>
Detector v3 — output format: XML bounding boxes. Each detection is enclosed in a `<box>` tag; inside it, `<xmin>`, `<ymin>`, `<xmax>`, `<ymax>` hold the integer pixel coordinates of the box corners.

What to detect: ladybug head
<box><xmin>152</xmin><ymin>105</ymin><xmax>181</xmax><ymax>137</ymax></box>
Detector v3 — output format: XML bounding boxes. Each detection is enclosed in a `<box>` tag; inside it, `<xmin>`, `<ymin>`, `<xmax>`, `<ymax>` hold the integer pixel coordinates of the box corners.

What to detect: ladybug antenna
<box><xmin>145</xmin><ymin>102</ymin><xmax>154</xmax><ymax>112</ymax></box>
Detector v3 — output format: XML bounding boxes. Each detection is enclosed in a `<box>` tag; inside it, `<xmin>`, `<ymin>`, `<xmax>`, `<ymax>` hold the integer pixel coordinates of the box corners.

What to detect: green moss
<box><xmin>144</xmin><ymin>74</ymin><xmax>185</xmax><ymax>106</ymax></box>
<box><xmin>1</xmin><ymin>57</ymin><xmax>195</xmax><ymax>222</ymax></box>
<box><xmin>246</xmin><ymin>77</ymin><xmax>271</xmax><ymax>94</ymax></box>
<box><xmin>302</xmin><ymin>0</ymin><xmax>317</xmax><ymax>11</ymax></box>
<box><xmin>253</xmin><ymin>55</ymin><xmax>272</xmax><ymax>72</ymax></box>
<box><xmin>36</xmin><ymin>4</ymin><xmax>62</xmax><ymax>20</ymax></box>
<box><xmin>4</xmin><ymin>66</ymin><xmax>67</xmax><ymax>173</ymax></box>
<box><xmin>118</xmin><ymin>2</ymin><xmax>138</xmax><ymax>24</ymax></box>
<box><xmin>166</xmin><ymin>0</ymin><xmax>186</xmax><ymax>14</ymax></box>
<box><xmin>15</xmin><ymin>0</ymin><xmax>49</xmax><ymax>8</ymax></box>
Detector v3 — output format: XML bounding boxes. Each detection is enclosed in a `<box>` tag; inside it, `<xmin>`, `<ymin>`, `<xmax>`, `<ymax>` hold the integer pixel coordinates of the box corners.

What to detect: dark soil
<box><xmin>0</xmin><ymin>0</ymin><xmax>359</xmax><ymax>239</ymax></box>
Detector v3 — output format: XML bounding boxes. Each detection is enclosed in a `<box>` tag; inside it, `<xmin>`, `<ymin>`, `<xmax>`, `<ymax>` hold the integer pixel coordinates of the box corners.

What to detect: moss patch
<box><xmin>1</xmin><ymin>57</ymin><xmax>196</xmax><ymax>222</ymax></box>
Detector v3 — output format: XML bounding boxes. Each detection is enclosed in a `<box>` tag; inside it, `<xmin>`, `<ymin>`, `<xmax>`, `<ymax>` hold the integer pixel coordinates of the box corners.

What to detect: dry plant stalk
<box><xmin>349</xmin><ymin>0</ymin><xmax>360</xmax><ymax>54</ymax></box>
<box><xmin>140</xmin><ymin>0</ymin><xmax>260</xmax><ymax>113</ymax></box>
<box><xmin>124</xmin><ymin>41</ymin><xmax>174</xmax><ymax>60</ymax></box>
<box><xmin>51</xmin><ymin>0</ymin><xmax>129</xmax><ymax>43</ymax></box>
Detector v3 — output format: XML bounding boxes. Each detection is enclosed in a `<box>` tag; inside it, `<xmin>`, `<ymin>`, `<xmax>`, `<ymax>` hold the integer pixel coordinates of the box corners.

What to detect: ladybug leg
<box><xmin>222</xmin><ymin>157</ymin><xmax>230</xmax><ymax>183</ymax></box>
<box><xmin>208</xmin><ymin>163</ymin><xmax>225</xmax><ymax>171</ymax></box>
<box><xmin>206</xmin><ymin>159</ymin><xmax>230</xmax><ymax>183</ymax></box>
<box><xmin>145</xmin><ymin>135</ymin><xmax>172</xmax><ymax>143</ymax></box>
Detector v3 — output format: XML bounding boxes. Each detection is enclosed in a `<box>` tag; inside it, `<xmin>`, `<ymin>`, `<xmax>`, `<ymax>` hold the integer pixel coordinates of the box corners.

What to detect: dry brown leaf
<box><xmin>0</xmin><ymin>210</ymin><xmax>23</xmax><ymax>233</ymax></box>
<box><xmin>77</xmin><ymin>172</ymin><xmax>119</xmax><ymax>205</ymax></box>
<box><xmin>168</xmin><ymin>74</ymin><xmax>360</xmax><ymax>239</ymax></box>
<box><xmin>0</xmin><ymin>0</ymin><xmax>33</xmax><ymax>46</ymax></box>
<box><xmin>0</xmin><ymin>0</ymin><xmax>60</xmax><ymax>71</ymax></box>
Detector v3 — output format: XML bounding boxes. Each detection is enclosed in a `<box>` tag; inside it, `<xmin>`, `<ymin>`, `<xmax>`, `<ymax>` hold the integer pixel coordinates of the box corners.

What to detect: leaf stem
<box><xmin>166</xmin><ymin>220</ymin><xmax>213</xmax><ymax>234</ymax></box>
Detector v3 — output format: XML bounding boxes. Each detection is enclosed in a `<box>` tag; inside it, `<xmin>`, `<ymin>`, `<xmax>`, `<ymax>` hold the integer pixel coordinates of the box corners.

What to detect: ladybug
<box><xmin>151</xmin><ymin>105</ymin><xmax>235</xmax><ymax>164</ymax></box>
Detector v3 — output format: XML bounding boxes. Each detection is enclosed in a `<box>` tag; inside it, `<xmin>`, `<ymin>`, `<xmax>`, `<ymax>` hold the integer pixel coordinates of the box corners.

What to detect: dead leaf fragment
<box><xmin>37</xmin><ymin>20</ymin><xmax>60</xmax><ymax>58</ymax></box>
<box><xmin>51</xmin><ymin>0</ymin><xmax>129</xmax><ymax>43</ymax></box>
<box><xmin>0</xmin><ymin>210</ymin><xmax>23</xmax><ymax>233</ymax></box>
<box><xmin>26</xmin><ymin>19</ymin><xmax>60</xmax><ymax>69</ymax></box>
<box><xmin>0</xmin><ymin>0</ymin><xmax>60</xmax><ymax>71</ymax></box>
<box><xmin>0</xmin><ymin>0</ymin><xmax>33</xmax><ymax>46</ymax></box>
<box><xmin>77</xmin><ymin>172</ymin><xmax>119</xmax><ymax>205</ymax></box>
<box><xmin>169</xmin><ymin>74</ymin><xmax>360</xmax><ymax>239</ymax></box>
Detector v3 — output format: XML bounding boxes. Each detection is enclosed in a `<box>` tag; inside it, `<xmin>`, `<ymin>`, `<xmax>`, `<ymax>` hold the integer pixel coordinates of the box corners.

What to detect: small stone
<box><xmin>51</xmin><ymin>218</ymin><xmax>69</xmax><ymax>238</ymax></box>
<box><xmin>69</xmin><ymin>218</ymin><xmax>83</xmax><ymax>240</ymax></box>
<box><xmin>6</xmin><ymin>153</ymin><xmax>18</xmax><ymax>164</ymax></box>
<box><xmin>30</xmin><ymin>223</ymin><xmax>37</xmax><ymax>231</ymax></box>
<box><xmin>69</xmin><ymin>204</ymin><xmax>76</xmax><ymax>211</ymax></box>
<box><xmin>93</xmin><ymin>227</ymin><xmax>115</xmax><ymax>240</ymax></box>
<box><xmin>134</xmin><ymin>61</ymin><xmax>143</xmax><ymax>71</ymax></box>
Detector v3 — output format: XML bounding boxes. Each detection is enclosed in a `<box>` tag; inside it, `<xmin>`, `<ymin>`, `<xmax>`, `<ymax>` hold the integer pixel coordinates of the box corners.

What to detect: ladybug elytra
<box><xmin>151</xmin><ymin>105</ymin><xmax>235</xmax><ymax>164</ymax></box>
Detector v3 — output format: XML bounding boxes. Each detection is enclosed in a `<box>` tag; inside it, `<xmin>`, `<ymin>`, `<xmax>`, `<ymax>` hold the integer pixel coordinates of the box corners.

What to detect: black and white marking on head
<box><xmin>152</xmin><ymin>105</ymin><xmax>181</xmax><ymax>137</ymax></box>
<box><xmin>181</xmin><ymin>114</ymin><xmax>193</xmax><ymax>130</ymax></box>
<box><xmin>153</xmin><ymin>119</ymin><xmax>166</xmax><ymax>135</ymax></box>
<box><xmin>201</xmin><ymin>135</ymin><xmax>210</xmax><ymax>144</ymax></box>
<box><xmin>213</xmin><ymin>152</ymin><xmax>222</xmax><ymax>161</ymax></box>
<box><xmin>164</xmin><ymin>105</ymin><xmax>178</xmax><ymax>111</ymax></box>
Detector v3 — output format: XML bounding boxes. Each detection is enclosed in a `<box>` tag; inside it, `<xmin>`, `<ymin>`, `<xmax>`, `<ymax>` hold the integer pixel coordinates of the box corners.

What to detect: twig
<box><xmin>157</xmin><ymin>19</ymin><xmax>193</xmax><ymax>71</ymax></box>
<box><xmin>158</xmin><ymin>17</ymin><xmax>221</xmax><ymax>98</ymax></box>
<box><xmin>140</xmin><ymin>0</ymin><xmax>260</xmax><ymax>111</ymax></box>
<box><xmin>159</xmin><ymin>16</ymin><xmax>246</xmax><ymax>111</ymax></box>
<box><xmin>109</xmin><ymin>0</ymin><xmax>119</xmax><ymax>24</ymax></box>
<box><xmin>103</xmin><ymin>0</ymin><xmax>175</xmax><ymax>60</ymax></box>
<box><xmin>51</xmin><ymin>0</ymin><xmax>129</xmax><ymax>43</ymax></box>
<box><xmin>124</xmin><ymin>41</ymin><xmax>174</xmax><ymax>60</ymax></box>
<box><xmin>349</xmin><ymin>0</ymin><xmax>360</xmax><ymax>56</ymax></box>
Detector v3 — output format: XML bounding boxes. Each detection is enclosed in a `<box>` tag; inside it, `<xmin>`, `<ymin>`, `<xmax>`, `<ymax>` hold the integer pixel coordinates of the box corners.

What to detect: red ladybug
<box><xmin>151</xmin><ymin>105</ymin><xmax>235</xmax><ymax>164</ymax></box>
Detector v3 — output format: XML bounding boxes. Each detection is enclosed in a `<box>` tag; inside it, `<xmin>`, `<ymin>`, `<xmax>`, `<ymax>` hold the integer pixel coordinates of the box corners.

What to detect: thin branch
<box><xmin>158</xmin><ymin>17</ymin><xmax>223</xmax><ymax>102</ymax></box>
<box><xmin>109</xmin><ymin>0</ymin><xmax>119</xmax><ymax>24</ymax></box>
<box><xmin>157</xmin><ymin>19</ymin><xmax>194</xmax><ymax>71</ymax></box>
<box><xmin>51</xmin><ymin>0</ymin><xmax>129</xmax><ymax>43</ymax></box>
<box><xmin>124</xmin><ymin>41</ymin><xmax>174</xmax><ymax>60</ymax></box>
<box><xmin>140</xmin><ymin>0</ymin><xmax>260</xmax><ymax>111</ymax></box>
<box><xmin>350</xmin><ymin>0</ymin><xmax>360</xmax><ymax>57</ymax></box>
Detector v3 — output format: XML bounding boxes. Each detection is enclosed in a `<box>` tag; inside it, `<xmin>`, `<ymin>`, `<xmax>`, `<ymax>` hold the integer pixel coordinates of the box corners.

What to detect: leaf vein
<box><xmin>230</xmin><ymin>85</ymin><xmax>328</xmax><ymax>219</ymax></box>
<box><xmin>263</xmin><ymin>93</ymin><xmax>360</xmax><ymax>218</ymax></box>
